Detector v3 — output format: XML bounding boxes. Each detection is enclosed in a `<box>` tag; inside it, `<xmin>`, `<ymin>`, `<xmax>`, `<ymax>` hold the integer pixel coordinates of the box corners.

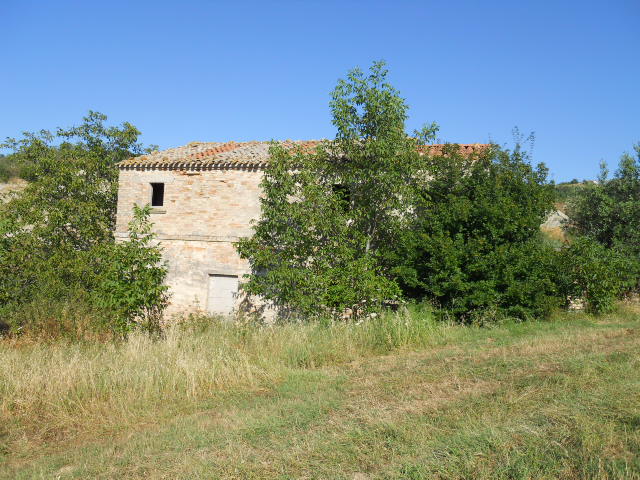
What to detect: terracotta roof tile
<box><xmin>118</xmin><ymin>141</ymin><xmax>489</xmax><ymax>169</ymax></box>
<box><xmin>418</xmin><ymin>143</ymin><xmax>488</xmax><ymax>156</ymax></box>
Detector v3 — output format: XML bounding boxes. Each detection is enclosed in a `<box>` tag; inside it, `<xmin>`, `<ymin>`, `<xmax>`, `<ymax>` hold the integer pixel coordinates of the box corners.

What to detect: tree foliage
<box><xmin>394</xmin><ymin>143</ymin><xmax>558</xmax><ymax>320</ymax></box>
<box><xmin>237</xmin><ymin>62</ymin><xmax>435</xmax><ymax>318</ymax></box>
<box><xmin>237</xmin><ymin>62</ymin><xmax>561</xmax><ymax>321</ymax></box>
<box><xmin>0</xmin><ymin>112</ymin><xmax>167</xmax><ymax>334</ymax></box>
<box><xmin>565</xmin><ymin>143</ymin><xmax>640</xmax><ymax>301</ymax></box>
<box><xmin>93</xmin><ymin>205</ymin><xmax>168</xmax><ymax>333</ymax></box>
<box><xmin>568</xmin><ymin>144</ymin><xmax>640</xmax><ymax>256</ymax></box>
<box><xmin>556</xmin><ymin>236</ymin><xmax>633</xmax><ymax>314</ymax></box>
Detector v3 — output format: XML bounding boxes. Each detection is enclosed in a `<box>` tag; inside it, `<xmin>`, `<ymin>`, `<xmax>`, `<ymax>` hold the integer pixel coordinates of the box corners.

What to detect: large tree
<box><xmin>236</xmin><ymin>62</ymin><xmax>436</xmax><ymax>319</ymax></box>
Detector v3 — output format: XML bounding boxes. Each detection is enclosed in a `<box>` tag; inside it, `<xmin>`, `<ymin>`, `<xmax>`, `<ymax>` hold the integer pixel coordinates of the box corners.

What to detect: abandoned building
<box><xmin>115</xmin><ymin>141</ymin><xmax>487</xmax><ymax>317</ymax></box>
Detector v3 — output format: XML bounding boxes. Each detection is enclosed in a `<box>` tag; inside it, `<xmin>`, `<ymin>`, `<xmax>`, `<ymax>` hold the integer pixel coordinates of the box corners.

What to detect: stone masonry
<box><xmin>115</xmin><ymin>141</ymin><xmax>271</xmax><ymax>317</ymax></box>
<box><xmin>115</xmin><ymin>140</ymin><xmax>488</xmax><ymax>318</ymax></box>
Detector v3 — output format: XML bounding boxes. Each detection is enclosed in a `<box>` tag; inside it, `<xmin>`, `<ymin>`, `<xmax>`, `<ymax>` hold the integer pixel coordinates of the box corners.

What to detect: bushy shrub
<box><xmin>568</xmin><ymin>144</ymin><xmax>640</xmax><ymax>253</ymax></box>
<box><xmin>565</xmin><ymin>143</ymin><xmax>640</xmax><ymax>302</ymax></box>
<box><xmin>1</xmin><ymin>206</ymin><xmax>168</xmax><ymax>337</ymax></box>
<box><xmin>92</xmin><ymin>205</ymin><xmax>168</xmax><ymax>334</ymax></box>
<box><xmin>393</xmin><ymin>142</ymin><xmax>558</xmax><ymax>321</ymax></box>
<box><xmin>555</xmin><ymin>237</ymin><xmax>635</xmax><ymax>314</ymax></box>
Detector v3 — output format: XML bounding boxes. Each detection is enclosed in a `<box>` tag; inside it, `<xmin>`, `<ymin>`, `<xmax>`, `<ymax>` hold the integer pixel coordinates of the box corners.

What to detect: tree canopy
<box><xmin>237</xmin><ymin>62</ymin><xmax>430</xmax><ymax>318</ymax></box>
<box><xmin>0</xmin><ymin>112</ymin><xmax>167</xmax><ymax>334</ymax></box>
<box><xmin>237</xmin><ymin>62</ymin><xmax>561</xmax><ymax>321</ymax></box>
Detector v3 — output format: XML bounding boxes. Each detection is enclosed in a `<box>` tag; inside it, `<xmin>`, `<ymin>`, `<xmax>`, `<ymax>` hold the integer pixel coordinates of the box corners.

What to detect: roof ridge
<box><xmin>118</xmin><ymin>140</ymin><xmax>490</xmax><ymax>169</ymax></box>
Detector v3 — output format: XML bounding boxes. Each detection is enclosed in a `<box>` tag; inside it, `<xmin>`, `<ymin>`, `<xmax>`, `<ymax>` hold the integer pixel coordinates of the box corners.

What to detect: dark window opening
<box><xmin>332</xmin><ymin>184</ymin><xmax>351</xmax><ymax>210</ymax></box>
<box><xmin>151</xmin><ymin>183</ymin><xmax>165</xmax><ymax>207</ymax></box>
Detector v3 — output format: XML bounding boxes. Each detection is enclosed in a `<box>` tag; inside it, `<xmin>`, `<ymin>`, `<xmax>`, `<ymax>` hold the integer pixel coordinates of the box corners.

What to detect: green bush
<box><xmin>394</xmin><ymin>143</ymin><xmax>558</xmax><ymax>321</ymax></box>
<box><xmin>556</xmin><ymin>237</ymin><xmax>635</xmax><ymax>314</ymax></box>
<box><xmin>92</xmin><ymin>205</ymin><xmax>168</xmax><ymax>334</ymax></box>
<box><xmin>567</xmin><ymin>144</ymin><xmax>640</xmax><ymax>259</ymax></box>
<box><xmin>1</xmin><ymin>206</ymin><xmax>168</xmax><ymax>337</ymax></box>
<box><xmin>565</xmin><ymin>142</ymin><xmax>640</xmax><ymax>302</ymax></box>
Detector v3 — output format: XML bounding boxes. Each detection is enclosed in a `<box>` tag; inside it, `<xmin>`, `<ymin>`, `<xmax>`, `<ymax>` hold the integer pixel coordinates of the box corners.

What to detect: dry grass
<box><xmin>541</xmin><ymin>225</ymin><xmax>567</xmax><ymax>243</ymax></box>
<box><xmin>0</xmin><ymin>309</ymin><xmax>447</xmax><ymax>450</ymax></box>
<box><xmin>1</xmin><ymin>306</ymin><xmax>639</xmax><ymax>478</ymax></box>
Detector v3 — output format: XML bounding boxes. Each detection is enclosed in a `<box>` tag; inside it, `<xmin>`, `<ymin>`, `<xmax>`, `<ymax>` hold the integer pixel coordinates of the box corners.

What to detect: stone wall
<box><xmin>115</xmin><ymin>167</ymin><xmax>264</xmax><ymax>317</ymax></box>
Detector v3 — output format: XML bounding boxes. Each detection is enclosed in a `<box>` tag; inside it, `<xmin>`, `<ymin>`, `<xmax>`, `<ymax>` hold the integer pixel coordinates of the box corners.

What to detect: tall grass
<box><xmin>0</xmin><ymin>308</ymin><xmax>451</xmax><ymax>445</ymax></box>
<box><xmin>0</xmin><ymin>296</ymin><xmax>116</xmax><ymax>341</ymax></box>
<box><xmin>3</xmin><ymin>306</ymin><xmax>638</xmax><ymax>478</ymax></box>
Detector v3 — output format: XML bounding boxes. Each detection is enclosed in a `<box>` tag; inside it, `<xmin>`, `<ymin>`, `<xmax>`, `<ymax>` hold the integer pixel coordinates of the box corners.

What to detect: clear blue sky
<box><xmin>1</xmin><ymin>0</ymin><xmax>638</xmax><ymax>182</ymax></box>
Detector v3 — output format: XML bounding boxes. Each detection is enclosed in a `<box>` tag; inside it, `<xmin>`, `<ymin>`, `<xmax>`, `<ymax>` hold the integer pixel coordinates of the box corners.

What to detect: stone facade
<box><xmin>115</xmin><ymin>166</ymin><xmax>263</xmax><ymax>317</ymax></box>
<box><xmin>115</xmin><ymin>140</ymin><xmax>488</xmax><ymax>318</ymax></box>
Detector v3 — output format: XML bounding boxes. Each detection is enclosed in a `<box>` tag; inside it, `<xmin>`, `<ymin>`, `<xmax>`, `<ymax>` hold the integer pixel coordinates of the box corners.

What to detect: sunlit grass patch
<box><xmin>1</xmin><ymin>305</ymin><xmax>638</xmax><ymax>479</ymax></box>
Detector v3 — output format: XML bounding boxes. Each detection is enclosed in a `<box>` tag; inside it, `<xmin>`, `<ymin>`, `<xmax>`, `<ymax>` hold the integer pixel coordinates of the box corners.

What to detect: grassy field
<box><xmin>1</xmin><ymin>306</ymin><xmax>638</xmax><ymax>479</ymax></box>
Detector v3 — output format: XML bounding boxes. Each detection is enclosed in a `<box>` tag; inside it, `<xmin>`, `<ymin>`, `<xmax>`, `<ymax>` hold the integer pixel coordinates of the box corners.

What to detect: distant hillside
<box><xmin>554</xmin><ymin>180</ymin><xmax>593</xmax><ymax>207</ymax></box>
<box><xmin>0</xmin><ymin>153</ymin><xmax>27</xmax><ymax>182</ymax></box>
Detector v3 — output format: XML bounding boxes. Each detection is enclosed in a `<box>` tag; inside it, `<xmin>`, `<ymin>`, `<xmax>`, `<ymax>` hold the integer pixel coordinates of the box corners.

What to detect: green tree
<box><xmin>2</xmin><ymin>111</ymin><xmax>145</xmax><ymax>242</ymax></box>
<box><xmin>568</xmin><ymin>144</ymin><xmax>640</xmax><ymax>254</ymax></box>
<box><xmin>0</xmin><ymin>112</ymin><xmax>167</xmax><ymax>332</ymax></box>
<box><xmin>236</xmin><ymin>62</ymin><xmax>435</xmax><ymax>319</ymax></box>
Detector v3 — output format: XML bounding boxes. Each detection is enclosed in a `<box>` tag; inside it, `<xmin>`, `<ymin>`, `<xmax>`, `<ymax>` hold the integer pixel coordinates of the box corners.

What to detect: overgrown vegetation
<box><xmin>1</xmin><ymin>63</ymin><xmax>639</xmax><ymax>478</ymax></box>
<box><xmin>394</xmin><ymin>141</ymin><xmax>558</xmax><ymax>320</ymax></box>
<box><xmin>237</xmin><ymin>62</ymin><xmax>435</xmax><ymax>318</ymax></box>
<box><xmin>556</xmin><ymin>236</ymin><xmax>635</xmax><ymax>314</ymax></box>
<box><xmin>0</xmin><ymin>306</ymin><xmax>637</xmax><ymax>478</ymax></box>
<box><xmin>562</xmin><ymin>144</ymin><xmax>640</xmax><ymax>310</ymax></box>
<box><xmin>0</xmin><ymin>153</ymin><xmax>27</xmax><ymax>182</ymax></box>
<box><xmin>1</xmin><ymin>64</ymin><xmax>638</xmax><ymax>338</ymax></box>
<box><xmin>567</xmin><ymin>145</ymin><xmax>640</xmax><ymax>261</ymax></box>
<box><xmin>239</xmin><ymin>62</ymin><xmax>638</xmax><ymax>320</ymax></box>
<box><xmin>0</xmin><ymin>112</ymin><xmax>167</xmax><ymax>335</ymax></box>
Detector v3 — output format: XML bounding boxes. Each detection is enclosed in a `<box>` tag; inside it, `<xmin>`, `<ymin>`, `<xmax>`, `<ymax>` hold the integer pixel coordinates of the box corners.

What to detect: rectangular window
<box><xmin>332</xmin><ymin>184</ymin><xmax>351</xmax><ymax>210</ymax></box>
<box><xmin>151</xmin><ymin>183</ymin><xmax>164</xmax><ymax>207</ymax></box>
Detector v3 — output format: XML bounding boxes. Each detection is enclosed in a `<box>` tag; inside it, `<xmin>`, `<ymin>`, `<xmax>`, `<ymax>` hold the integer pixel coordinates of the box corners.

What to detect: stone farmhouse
<box><xmin>116</xmin><ymin>141</ymin><xmax>487</xmax><ymax>317</ymax></box>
